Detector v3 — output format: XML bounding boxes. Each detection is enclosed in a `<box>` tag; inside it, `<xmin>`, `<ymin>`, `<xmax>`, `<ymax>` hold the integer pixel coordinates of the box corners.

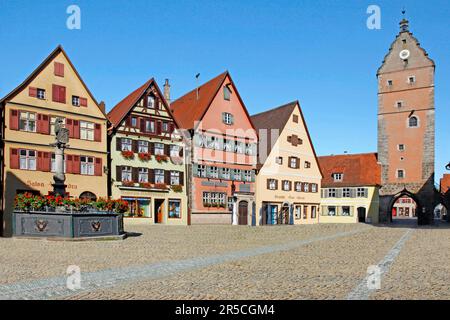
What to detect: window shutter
<box><xmin>66</xmin><ymin>119</ymin><xmax>74</xmax><ymax>138</ymax></box>
<box><xmin>149</xmin><ymin>142</ymin><xmax>155</xmax><ymax>154</ymax></box>
<box><xmin>140</xmin><ymin>118</ymin><xmax>145</xmax><ymax>132</ymax></box>
<box><xmin>42</xmin><ymin>115</ymin><xmax>50</xmax><ymax>134</ymax></box>
<box><xmin>179</xmin><ymin>171</ymin><xmax>184</xmax><ymax>185</ymax></box>
<box><xmin>169</xmin><ymin>122</ymin><xmax>175</xmax><ymax>134</ymax></box>
<box><xmin>43</xmin><ymin>152</ymin><xmax>51</xmax><ymax>172</ymax></box>
<box><xmin>36</xmin><ymin>114</ymin><xmax>42</xmax><ymax>133</ymax></box>
<box><xmin>364</xmin><ymin>188</ymin><xmax>368</xmax><ymax>198</ymax></box>
<box><xmin>149</xmin><ymin>169</ymin><xmax>154</xmax><ymax>183</ymax></box>
<box><xmin>37</xmin><ymin>151</ymin><xmax>44</xmax><ymax>171</ymax></box>
<box><xmin>52</xmin><ymin>84</ymin><xmax>59</xmax><ymax>102</ymax></box>
<box><xmin>230</xmin><ymin>114</ymin><xmax>234</xmax><ymax>124</ymax></box>
<box><xmin>72</xmin><ymin>156</ymin><xmax>80</xmax><ymax>174</ymax></box>
<box><xmin>54</xmin><ymin>62</ymin><xmax>64</xmax><ymax>77</ymax></box>
<box><xmin>154</xmin><ymin>97</ymin><xmax>159</xmax><ymax>110</ymax></box>
<box><xmin>132</xmin><ymin>140</ymin><xmax>138</xmax><ymax>153</ymax></box>
<box><xmin>73</xmin><ymin>120</ymin><xmax>80</xmax><ymax>139</ymax></box>
<box><xmin>266</xmin><ymin>179</ymin><xmax>270</xmax><ymax>189</ymax></box>
<box><xmin>275</xmin><ymin>180</ymin><xmax>279</xmax><ymax>190</ymax></box>
<box><xmin>192</xmin><ymin>164</ymin><xmax>198</xmax><ymax>177</ymax></box>
<box><xmin>221</xmin><ymin>112</ymin><xmax>226</xmax><ymax>123</ymax></box>
<box><xmin>165</xmin><ymin>170</ymin><xmax>171</xmax><ymax>184</ymax></box>
<box><xmin>116</xmin><ymin>166</ymin><xmax>122</xmax><ymax>182</ymax></box>
<box><xmin>164</xmin><ymin>144</ymin><xmax>170</xmax><ymax>156</ymax></box>
<box><xmin>156</xmin><ymin>121</ymin><xmax>162</xmax><ymax>135</ymax></box>
<box><xmin>95</xmin><ymin>158</ymin><xmax>102</xmax><ymax>176</ymax></box>
<box><xmin>296</xmin><ymin>158</ymin><xmax>300</xmax><ymax>169</ymax></box>
<box><xmin>143</xmin><ymin>95</ymin><xmax>148</xmax><ymax>108</ymax></box>
<box><xmin>10</xmin><ymin>148</ymin><xmax>19</xmax><ymax>169</ymax></box>
<box><xmin>94</xmin><ymin>123</ymin><xmax>101</xmax><ymax>142</ymax></box>
<box><xmin>66</xmin><ymin>155</ymin><xmax>73</xmax><ymax>173</ymax></box>
<box><xmin>132</xmin><ymin>167</ymin><xmax>139</xmax><ymax>182</ymax></box>
<box><xmin>80</xmin><ymin>97</ymin><xmax>87</xmax><ymax>107</ymax></box>
<box><xmin>116</xmin><ymin>138</ymin><xmax>122</xmax><ymax>151</ymax></box>
<box><xmin>59</xmin><ymin>86</ymin><xmax>66</xmax><ymax>103</ymax></box>
<box><xmin>10</xmin><ymin>110</ymin><xmax>19</xmax><ymax>130</ymax></box>
<box><xmin>29</xmin><ymin>87</ymin><xmax>37</xmax><ymax>97</ymax></box>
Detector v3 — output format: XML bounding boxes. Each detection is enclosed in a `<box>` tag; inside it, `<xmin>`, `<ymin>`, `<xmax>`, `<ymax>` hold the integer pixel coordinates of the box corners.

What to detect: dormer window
<box><xmin>332</xmin><ymin>173</ymin><xmax>343</xmax><ymax>182</ymax></box>
<box><xmin>223</xmin><ymin>85</ymin><xmax>231</xmax><ymax>101</ymax></box>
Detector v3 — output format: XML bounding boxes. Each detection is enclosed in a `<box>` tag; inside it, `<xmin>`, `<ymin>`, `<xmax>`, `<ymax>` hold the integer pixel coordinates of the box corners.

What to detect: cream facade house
<box><xmin>318</xmin><ymin>153</ymin><xmax>381</xmax><ymax>224</ymax></box>
<box><xmin>107</xmin><ymin>79</ymin><xmax>188</xmax><ymax>225</ymax></box>
<box><xmin>0</xmin><ymin>46</ymin><xmax>109</xmax><ymax>236</ymax></box>
<box><xmin>251</xmin><ymin>101</ymin><xmax>322</xmax><ymax>225</ymax></box>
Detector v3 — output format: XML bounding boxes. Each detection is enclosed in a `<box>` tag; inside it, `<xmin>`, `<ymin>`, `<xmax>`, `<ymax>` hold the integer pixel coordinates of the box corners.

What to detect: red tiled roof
<box><xmin>170</xmin><ymin>71</ymin><xmax>228</xmax><ymax>130</ymax></box>
<box><xmin>318</xmin><ymin>153</ymin><xmax>381</xmax><ymax>187</ymax></box>
<box><xmin>441</xmin><ymin>174</ymin><xmax>450</xmax><ymax>194</ymax></box>
<box><xmin>107</xmin><ymin>79</ymin><xmax>153</xmax><ymax>128</ymax></box>
<box><xmin>107</xmin><ymin>78</ymin><xmax>180</xmax><ymax>131</ymax></box>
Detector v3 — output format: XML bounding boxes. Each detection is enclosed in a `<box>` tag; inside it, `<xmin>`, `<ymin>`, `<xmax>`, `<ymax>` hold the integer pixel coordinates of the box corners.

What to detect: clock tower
<box><xmin>377</xmin><ymin>17</ymin><xmax>436</xmax><ymax>225</ymax></box>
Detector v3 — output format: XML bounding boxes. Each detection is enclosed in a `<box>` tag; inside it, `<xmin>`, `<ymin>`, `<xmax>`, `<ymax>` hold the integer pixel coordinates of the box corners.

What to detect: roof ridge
<box><xmin>251</xmin><ymin>100</ymin><xmax>298</xmax><ymax>118</ymax></box>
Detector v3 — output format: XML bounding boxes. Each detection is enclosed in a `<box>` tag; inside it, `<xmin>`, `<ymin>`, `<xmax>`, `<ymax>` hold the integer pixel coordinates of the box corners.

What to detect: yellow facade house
<box><xmin>318</xmin><ymin>153</ymin><xmax>381</xmax><ymax>224</ymax></box>
<box><xmin>0</xmin><ymin>46</ymin><xmax>109</xmax><ymax>236</ymax></box>
<box><xmin>251</xmin><ymin>101</ymin><xmax>322</xmax><ymax>225</ymax></box>
<box><xmin>107</xmin><ymin>79</ymin><xmax>188</xmax><ymax>225</ymax></box>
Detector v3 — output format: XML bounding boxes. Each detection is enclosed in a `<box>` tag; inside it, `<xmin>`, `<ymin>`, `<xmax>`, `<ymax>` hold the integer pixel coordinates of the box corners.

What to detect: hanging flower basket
<box><xmin>121</xmin><ymin>150</ymin><xmax>135</xmax><ymax>159</ymax></box>
<box><xmin>171</xmin><ymin>185</ymin><xmax>183</xmax><ymax>193</ymax></box>
<box><xmin>122</xmin><ymin>180</ymin><xmax>135</xmax><ymax>187</ymax></box>
<box><xmin>138</xmin><ymin>152</ymin><xmax>152</xmax><ymax>161</ymax></box>
<box><xmin>153</xmin><ymin>183</ymin><xmax>168</xmax><ymax>190</ymax></box>
<box><xmin>155</xmin><ymin>154</ymin><xmax>169</xmax><ymax>163</ymax></box>
<box><xmin>139</xmin><ymin>182</ymin><xmax>152</xmax><ymax>189</ymax></box>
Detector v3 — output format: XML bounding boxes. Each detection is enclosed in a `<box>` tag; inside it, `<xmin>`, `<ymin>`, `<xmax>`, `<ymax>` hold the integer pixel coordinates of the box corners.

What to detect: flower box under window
<box><xmin>138</xmin><ymin>152</ymin><xmax>152</xmax><ymax>161</ymax></box>
<box><xmin>121</xmin><ymin>150</ymin><xmax>135</xmax><ymax>159</ymax></box>
<box><xmin>155</xmin><ymin>154</ymin><xmax>168</xmax><ymax>163</ymax></box>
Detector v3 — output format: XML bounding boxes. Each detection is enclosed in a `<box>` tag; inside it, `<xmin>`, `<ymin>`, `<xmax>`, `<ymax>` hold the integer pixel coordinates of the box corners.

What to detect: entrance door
<box><xmin>269</xmin><ymin>205</ymin><xmax>278</xmax><ymax>225</ymax></box>
<box><xmin>280</xmin><ymin>206</ymin><xmax>290</xmax><ymax>224</ymax></box>
<box><xmin>154</xmin><ymin>199</ymin><xmax>165</xmax><ymax>224</ymax></box>
<box><xmin>238</xmin><ymin>201</ymin><xmax>248</xmax><ymax>225</ymax></box>
<box><xmin>357</xmin><ymin>207</ymin><xmax>366</xmax><ymax>223</ymax></box>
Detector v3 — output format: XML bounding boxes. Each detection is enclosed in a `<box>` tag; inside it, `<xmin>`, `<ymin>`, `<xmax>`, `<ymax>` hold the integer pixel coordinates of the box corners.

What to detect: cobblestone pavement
<box><xmin>0</xmin><ymin>219</ymin><xmax>449</xmax><ymax>300</ymax></box>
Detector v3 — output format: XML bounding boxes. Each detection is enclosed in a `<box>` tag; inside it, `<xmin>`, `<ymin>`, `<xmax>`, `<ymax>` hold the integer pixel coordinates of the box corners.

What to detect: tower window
<box><xmin>397</xmin><ymin>169</ymin><xmax>405</xmax><ymax>179</ymax></box>
<box><xmin>408</xmin><ymin>116</ymin><xmax>418</xmax><ymax>128</ymax></box>
<box><xmin>408</xmin><ymin>76</ymin><xmax>415</xmax><ymax>84</ymax></box>
<box><xmin>396</xmin><ymin>101</ymin><xmax>404</xmax><ymax>108</ymax></box>
<box><xmin>402</xmin><ymin>39</ymin><xmax>406</xmax><ymax>44</ymax></box>
<box><xmin>398</xmin><ymin>144</ymin><xmax>405</xmax><ymax>151</ymax></box>
<box><xmin>387</xmin><ymin>80</ymin><xmax>393</xmax><ymax>86</ymax></box>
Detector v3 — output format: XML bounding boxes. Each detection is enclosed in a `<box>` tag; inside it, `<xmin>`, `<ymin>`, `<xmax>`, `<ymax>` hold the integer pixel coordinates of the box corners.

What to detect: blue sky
<box><xmin>0</xmin><ymin>0</ymin><xmax>448</xmax><ymax>182</ymax></box>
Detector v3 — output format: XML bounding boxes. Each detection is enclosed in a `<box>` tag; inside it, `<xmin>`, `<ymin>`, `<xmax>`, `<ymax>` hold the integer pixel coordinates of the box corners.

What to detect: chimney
<box><xmin>164</xmin><ymin>79</ymin><xmax>171</xmax><ymax>105</ymax></box>
<box><xmin>99</xmin><ymin>101</ymin><xmax>106</xmax><ymax>113</ymax></box>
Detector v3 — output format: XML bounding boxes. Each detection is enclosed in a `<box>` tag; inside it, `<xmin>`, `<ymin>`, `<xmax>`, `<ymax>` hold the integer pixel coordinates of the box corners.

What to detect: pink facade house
<box><xmin>171</xmin><ymin>72</ymin><xmax>258</xmax><ymax>225</ymax></box>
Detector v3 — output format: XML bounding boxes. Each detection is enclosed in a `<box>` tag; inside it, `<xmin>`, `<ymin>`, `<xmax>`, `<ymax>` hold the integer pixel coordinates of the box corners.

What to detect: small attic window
<box><xmin>293</xmin><ymin>115</ymin><xmax>299</xmax><ymax>123</ymax></box>
<box><xmin>332</xmin><ymin>173</ymin><xmax>343</xmax><ymax>182</ymax></box>
<box><xmin>223</xmin><ymin>85</ymin><xmax>231</xmax><ymax>101</ymax></box>
<box><xmin>402</xmin><ymin>39</ymin><xmax>407</xmax><ymax>44</ymax></box>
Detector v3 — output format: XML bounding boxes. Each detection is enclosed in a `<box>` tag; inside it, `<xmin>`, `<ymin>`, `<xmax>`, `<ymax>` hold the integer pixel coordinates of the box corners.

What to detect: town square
<box><xmin>0</xmin><ymin>0</ymin><xmax>449</xmax><ymax>306</ymax></box>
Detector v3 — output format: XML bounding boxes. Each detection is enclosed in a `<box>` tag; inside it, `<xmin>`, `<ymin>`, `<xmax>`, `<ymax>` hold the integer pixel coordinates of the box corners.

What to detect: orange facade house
<box><xmin>0</xmin><ymin>46</ymin><xmax>109</xmax><ymax>236</ymax></box>
<box><xmin>171</xmin><ymin>72</ymin><xmax>258</xmax><ymax>225</ymax></box>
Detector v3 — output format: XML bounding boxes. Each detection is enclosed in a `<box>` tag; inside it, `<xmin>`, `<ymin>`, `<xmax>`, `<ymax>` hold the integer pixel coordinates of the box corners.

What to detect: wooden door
<box><xmin>238</xmin><ymin>201</ymin><xmax>248</xmax><ymax>225</ymax></box>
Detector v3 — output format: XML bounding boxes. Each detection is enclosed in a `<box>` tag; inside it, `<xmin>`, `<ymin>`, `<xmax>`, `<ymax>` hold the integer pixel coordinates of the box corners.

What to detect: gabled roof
<box><xmin>318</xmin><ymin>153</ymin><xmax>381</xmax><ymax>188</ymax></box>
<box><xmin>251</xmin><ymin>100</ymin><xmax>323</xmax><ymax>177</ymax></box>
<box><xmin>171</xmin><ymin>71</ymin><xmax>248</xmax><ymax>130</ymax></box>
<box><xmin>441</xmin><ymin>174</ymin><xmax>450</xmax><ymax>194</ymax></box>
<box><xmin>0</xmin><ymin>45</ymin><xmax>106</xmax><ymax>118</ymax></box>
<box><xmin>107</xmin><ymin>78</ymin><xmax>181</xmax><ymax>131</ymax></box>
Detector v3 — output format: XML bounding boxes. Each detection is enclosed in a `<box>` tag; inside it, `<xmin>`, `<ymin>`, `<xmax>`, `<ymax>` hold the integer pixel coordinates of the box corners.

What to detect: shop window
<box><xmin>168</xmin><ymin>200</ymin><xmax>181</xmax><ymax>218</ymax></box>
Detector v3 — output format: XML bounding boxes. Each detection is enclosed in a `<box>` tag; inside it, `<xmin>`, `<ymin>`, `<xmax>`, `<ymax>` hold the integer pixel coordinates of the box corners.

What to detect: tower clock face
<box><xmin>399</xmin><ymin>49</ymin><xmax>410</xmax><ymax>60</ymax></box>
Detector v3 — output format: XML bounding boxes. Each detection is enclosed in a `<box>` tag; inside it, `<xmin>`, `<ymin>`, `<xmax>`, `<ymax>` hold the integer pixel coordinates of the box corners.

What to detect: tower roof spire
<box><xmin>400</xmin><ymin>8</ymin><xmax>409</xmax><ymax>32</ymax></box>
